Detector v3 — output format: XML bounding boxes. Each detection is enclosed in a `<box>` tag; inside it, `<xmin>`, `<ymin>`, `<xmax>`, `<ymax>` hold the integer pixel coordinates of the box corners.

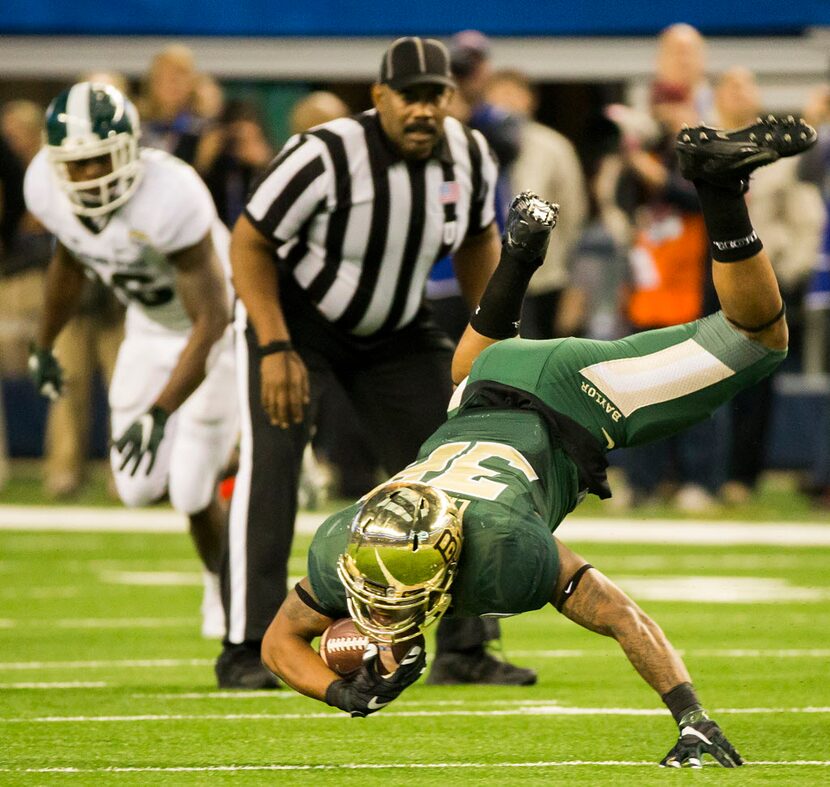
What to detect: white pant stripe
<box><xmin>227</xmin><ymin>308</ymin><xmax>253</xmax><ymax>644</ymax></box>
<box><xmin>580</xmin><ymin>338</ymin><xmax>734</xmax><ymax>418</ymax></box>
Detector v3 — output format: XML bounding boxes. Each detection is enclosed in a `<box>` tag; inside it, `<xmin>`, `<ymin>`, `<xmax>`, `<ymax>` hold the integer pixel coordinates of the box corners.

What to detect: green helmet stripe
<box><xmin>44</xmin><ymin>82</ymin><xmax>138</xmax><ymax>147</ymax></box>
<box><xmin>45</xmin><ymin>90</ymin><xmax>69</xmax><ymax>146</ymax></box>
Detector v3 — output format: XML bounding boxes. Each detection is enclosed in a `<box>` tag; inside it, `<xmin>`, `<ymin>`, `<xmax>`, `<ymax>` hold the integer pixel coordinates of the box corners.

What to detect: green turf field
<box><xmin>1</xmin><ymin>502</ymin><xmax>829</xmax><ymax>785</ymax></box>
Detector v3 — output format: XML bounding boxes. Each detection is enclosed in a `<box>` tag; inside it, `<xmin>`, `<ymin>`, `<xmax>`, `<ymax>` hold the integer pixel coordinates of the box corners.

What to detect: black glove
<box><xmin>114</xmin><ymin>405</ymin><xmax>169</xmax><ymax>476</ymax></box>
<box><xmin>660</xmin><ymin>711</ymin><xmax>744</xmax><ymax>768</ymax></box>
<box><xmin>503</xmin><ymin>191</ymin><xmax>559</xmax><ymax>267</ymax></box>
<box><xmin>325</xmin><ymin>642</ymin><xmax>426</xmax><ymax>718</ymax></box>
<box><xmin>28</xmin><ymin>344</ymin><xmax>63</xmax><ymax>401</ymax></box>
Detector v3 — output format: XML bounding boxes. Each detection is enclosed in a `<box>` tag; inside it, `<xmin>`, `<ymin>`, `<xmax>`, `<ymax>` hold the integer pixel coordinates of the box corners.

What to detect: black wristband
<box><xmin>148</xmin><ymin>405</ymin><xmax>169</xmax><ymax>427</ymax></box>
<box><xmin>661</xmin><ymin>682</ymin><xmax>702</xmax><ymax>725</ymax></box>
<box><xmin>257</xmin><ymin>340</ymin><xmax>293</xmax><ymax>357</ymax></box>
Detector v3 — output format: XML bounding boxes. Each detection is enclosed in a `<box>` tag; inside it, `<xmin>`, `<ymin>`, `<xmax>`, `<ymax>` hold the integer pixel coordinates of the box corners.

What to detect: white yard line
<box><xmin>2</xmin><ymin>504</ymin><xmax>830</xmax><ymax>545</ymax></box>
<box><xmin>1</xmin><ymin>761</ymin><xmax>829</xmax><ymax>773</ymax></box>
<box><xmin>0</xmin><ymin>681</ymin><xmax>107</xmax><ymax>689</ymax></box>
<box><xmin>0</xmin><ymin>658</ymin><xmax>213</xmax><ymax>671</ymax></box>
<box><xmin>0</xmin><ymin>618</ymin><xmax>196</xmax><ymax>630</ymax></box>
<box><xmin>1</xmin><ymin>648</ymin><xmax>827</xmax><ymax>673</ymax></box>
<box><xmin>508</xmin><ymin>648</ymin><xmax>830</xmax><ymax>658</ymax></box>
<box><xmin>0</xmin><ymin>505</ymin><xmax>185</xmax><ymax>532</ymax></box>
<box><xmin>2</xmin><ymin>706</ymin><xmax>829</xmax><ymax>723</ymax></box>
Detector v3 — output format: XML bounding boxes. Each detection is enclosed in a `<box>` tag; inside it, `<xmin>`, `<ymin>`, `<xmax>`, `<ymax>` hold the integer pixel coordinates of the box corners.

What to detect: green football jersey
<box><xmin>307</xmin><ymin>411</ymin><xmax>569</xmax><ymax>619</ymax></box>
<box><xmin>307</xmin><ymin>312</ymin><xmax>785</xmax><ymax>621</ymax></box>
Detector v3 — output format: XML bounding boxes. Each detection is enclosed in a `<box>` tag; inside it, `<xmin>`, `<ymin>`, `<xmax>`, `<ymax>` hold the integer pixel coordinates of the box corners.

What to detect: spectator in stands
<box><xmin>138</xmin><ymin>44</ymin><xmax>207</xmax><ymax>165</ymax></box>
<box><xmin>556</xmin><ymin>115</ymin><xmax>631</xmax><ymax>340</ymax></box>
<box><xmin>289</xmin><ymin>92</ymin><xmax>350</xmax><ymax>136</ymax></box>
<box><xmin>656</xmin><ymin>23</ymin><xmax>713</xmax><ymax>122</ymax></box>
<box><xmin>485</xmin><ymin>69</ymin><xmax>588</xmax><ymax>339</ymax></box>
<box><xmin>194</xmin><ymin>73</ymin><xmax>225</xmax><ymax>124</ymax></box>
<box><xmin>0</xmin><ymin>114</ymin><xmax>26</xmax><ymax>492</ymax></box>
<box><xmin>798</xmin><ymin>81</ymin><xmax>830</xmax><ymax>377</ymax></box>
<box><xmin>447</xmin><ymin>30</ymin><xmax>521</xmax><ymax>219</ymax></box>
<box><xmin>427</xmin><ymin>31</ymin><xmax>523</xmax><ymax>341</ymax></box>
<box><xmin>0</xmin><ymin>101</ymin><xmax>51</xmax><ymax>367</ymax></box>
<box><xmin>43</xmin><ymin>280</ymin><xmax>124</xmax><ymax>499</ymax></box>
<box><xmin>0</xmin><ymin>101</ymin><xmax>53</xmax><ymax>490</ymax></box>
<box><xmin>715</xmin><ymin>67</ymin><xmax>825</xmax><ymax>504</ymax></box>
<box><xmin>201</xmin><ymin>99</ymin><xmax>273</xmax><ymax>229</ymax></box>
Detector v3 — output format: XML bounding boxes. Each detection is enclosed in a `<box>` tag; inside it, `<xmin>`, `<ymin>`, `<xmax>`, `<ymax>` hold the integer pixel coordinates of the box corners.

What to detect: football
<box><xmin>319</xmin><ymin>617</ymin><xmax>425</xmax><ymax>677</ymax></box>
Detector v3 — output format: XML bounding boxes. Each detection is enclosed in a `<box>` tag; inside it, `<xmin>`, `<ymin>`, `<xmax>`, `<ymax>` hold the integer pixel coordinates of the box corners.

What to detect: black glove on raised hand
<box><xmin>325</xmin><ymin>643</ymin><xmax>426</xmax><ymax>718</ymax></box>
<box><xmin>28</xmin><ymin>344</ymin><xmax>64</xmax><ymax>401</ymax></box>
<box><xmin>660</xmin><ymin>710</ymin><xmax>744</xmax><ymax>768</ymax></box>
<box><xmin>114</xmin><ymin>405</ymin><xmax>169</xmax><ymax>476</ymax></box>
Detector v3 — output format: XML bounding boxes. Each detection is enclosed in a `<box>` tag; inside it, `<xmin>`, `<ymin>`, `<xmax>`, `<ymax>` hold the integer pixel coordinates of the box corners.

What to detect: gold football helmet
<box><xmin>336</xmin><ymin>481</ymin><xmax>462</xmax><ymax>644</ymax></box>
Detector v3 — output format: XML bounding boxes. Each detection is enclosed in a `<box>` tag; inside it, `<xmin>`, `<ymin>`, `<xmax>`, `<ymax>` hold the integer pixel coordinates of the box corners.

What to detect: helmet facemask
<box><xmin>336</xmin><ymin>482</ymin><xmax>462</xmax><ymax>645</ymax></box>
<box><xmin>45</xmin><ymin>82</ymin><xmax>143</xmax><ymax>217</ymax></box>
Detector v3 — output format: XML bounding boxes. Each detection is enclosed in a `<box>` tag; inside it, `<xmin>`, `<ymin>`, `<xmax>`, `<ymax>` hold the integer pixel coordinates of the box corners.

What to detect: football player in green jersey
<box><xmin>262</xmin><ymin>116</ymin><xmax>816</xmax><ymax>767</ymax></box>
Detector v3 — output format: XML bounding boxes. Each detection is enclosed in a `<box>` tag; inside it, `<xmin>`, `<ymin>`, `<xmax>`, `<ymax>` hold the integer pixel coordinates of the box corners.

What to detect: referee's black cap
<box><xmin>379</xmin><ymin>37</ymin><xmax>456</xmax><ymax>91</ymax></box>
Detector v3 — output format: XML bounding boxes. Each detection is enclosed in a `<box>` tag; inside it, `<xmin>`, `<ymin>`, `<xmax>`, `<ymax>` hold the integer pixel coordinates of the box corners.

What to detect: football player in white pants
<box><xmin>25</xmin><ymin>82</ymin><xmax>238</xmax><ymax>638</ymax></box>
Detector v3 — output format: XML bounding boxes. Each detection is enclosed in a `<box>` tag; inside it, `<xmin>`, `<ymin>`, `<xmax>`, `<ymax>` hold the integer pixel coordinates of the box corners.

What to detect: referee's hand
<box><xmin>260</xmin><ymin>350</ymin><xmax>309</xmax><ymax>429</ymax></box>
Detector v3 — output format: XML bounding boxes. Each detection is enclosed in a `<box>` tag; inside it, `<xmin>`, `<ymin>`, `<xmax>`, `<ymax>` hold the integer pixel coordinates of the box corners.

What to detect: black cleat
<box><xmin>425</xmin><ymin>651</ymin><xmax>537</xmax><ymax>686</ymax></box>
<box><xmin>503</xmin><ymin>191</ymin><xmax>559</xmax><ymax>266</ymax></box>
<box><xmin>676</xmin><ymin>115</ymin><xmax>817</xmax><ymax>188</ymax></box>
<box><xmin>215</xmin><ymin>643</ymin><xmax>281</xmax><ymax>690</ymax></box>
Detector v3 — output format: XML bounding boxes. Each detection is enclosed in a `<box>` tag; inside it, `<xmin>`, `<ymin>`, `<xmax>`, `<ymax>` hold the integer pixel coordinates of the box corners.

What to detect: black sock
<box><xmin>469</xmin><ymin>246</ymin><xmax>540</xmax><ymax>339</ymax></box>
<box><xmin>694</xmin><ymin>179</ymin><xmax>763</xmax><ymax>262</ymax></box>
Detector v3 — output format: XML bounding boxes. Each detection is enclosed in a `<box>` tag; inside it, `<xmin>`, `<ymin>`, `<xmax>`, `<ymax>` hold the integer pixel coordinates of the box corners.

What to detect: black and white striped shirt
<box><xmin>244</xmin><ymin>109</ymin><xmax>498</xmax><ymax>336</ymax></box>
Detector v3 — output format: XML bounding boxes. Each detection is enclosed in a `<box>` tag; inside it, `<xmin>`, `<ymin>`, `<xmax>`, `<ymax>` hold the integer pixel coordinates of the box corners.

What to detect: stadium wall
<box><xmin>3</xmin><ymin>1</ymin><xmax>829</xmax><ymax>36</ymax></box>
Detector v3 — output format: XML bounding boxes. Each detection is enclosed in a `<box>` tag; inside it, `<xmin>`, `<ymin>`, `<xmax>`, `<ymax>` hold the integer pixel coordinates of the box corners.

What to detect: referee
<box><xmin>216</xmin><ymin>36</ymin><xmax>536</xmax><ymax>689</ymax></box>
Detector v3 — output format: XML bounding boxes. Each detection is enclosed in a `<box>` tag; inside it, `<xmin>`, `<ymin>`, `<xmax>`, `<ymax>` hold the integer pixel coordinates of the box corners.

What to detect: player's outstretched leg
<box><xmin>676</xmin><ymin>115</ymin><xmax>817</xmax><ymax>350</ymax></box>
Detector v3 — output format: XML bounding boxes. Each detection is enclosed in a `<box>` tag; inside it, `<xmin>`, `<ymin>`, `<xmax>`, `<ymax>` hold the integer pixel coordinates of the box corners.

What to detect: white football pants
<box><xmin>109</xmin><ymin>321</ymin><xmax>238</xmax><ymax>514</ymax></box>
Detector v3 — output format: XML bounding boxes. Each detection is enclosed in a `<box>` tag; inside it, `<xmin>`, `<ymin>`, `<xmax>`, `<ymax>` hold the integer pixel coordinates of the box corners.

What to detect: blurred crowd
<box><xmin>2</xmin><ymin>24</ymin><xmax>830</xmax><ymax>510</ymax></box>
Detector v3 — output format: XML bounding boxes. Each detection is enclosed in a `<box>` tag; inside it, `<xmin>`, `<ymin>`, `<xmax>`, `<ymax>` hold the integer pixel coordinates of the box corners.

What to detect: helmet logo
<box><xmin>434</xmin><ymin>528</ymin><xmax>460</xmax><ymax>564</ymax></box>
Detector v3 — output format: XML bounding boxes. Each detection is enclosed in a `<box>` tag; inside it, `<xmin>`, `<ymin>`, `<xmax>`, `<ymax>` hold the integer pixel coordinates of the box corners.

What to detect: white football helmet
<box><xmin>44</xmin><ymin>81</ymin><xmax>143</xmax><ymax>217</ymax></box>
